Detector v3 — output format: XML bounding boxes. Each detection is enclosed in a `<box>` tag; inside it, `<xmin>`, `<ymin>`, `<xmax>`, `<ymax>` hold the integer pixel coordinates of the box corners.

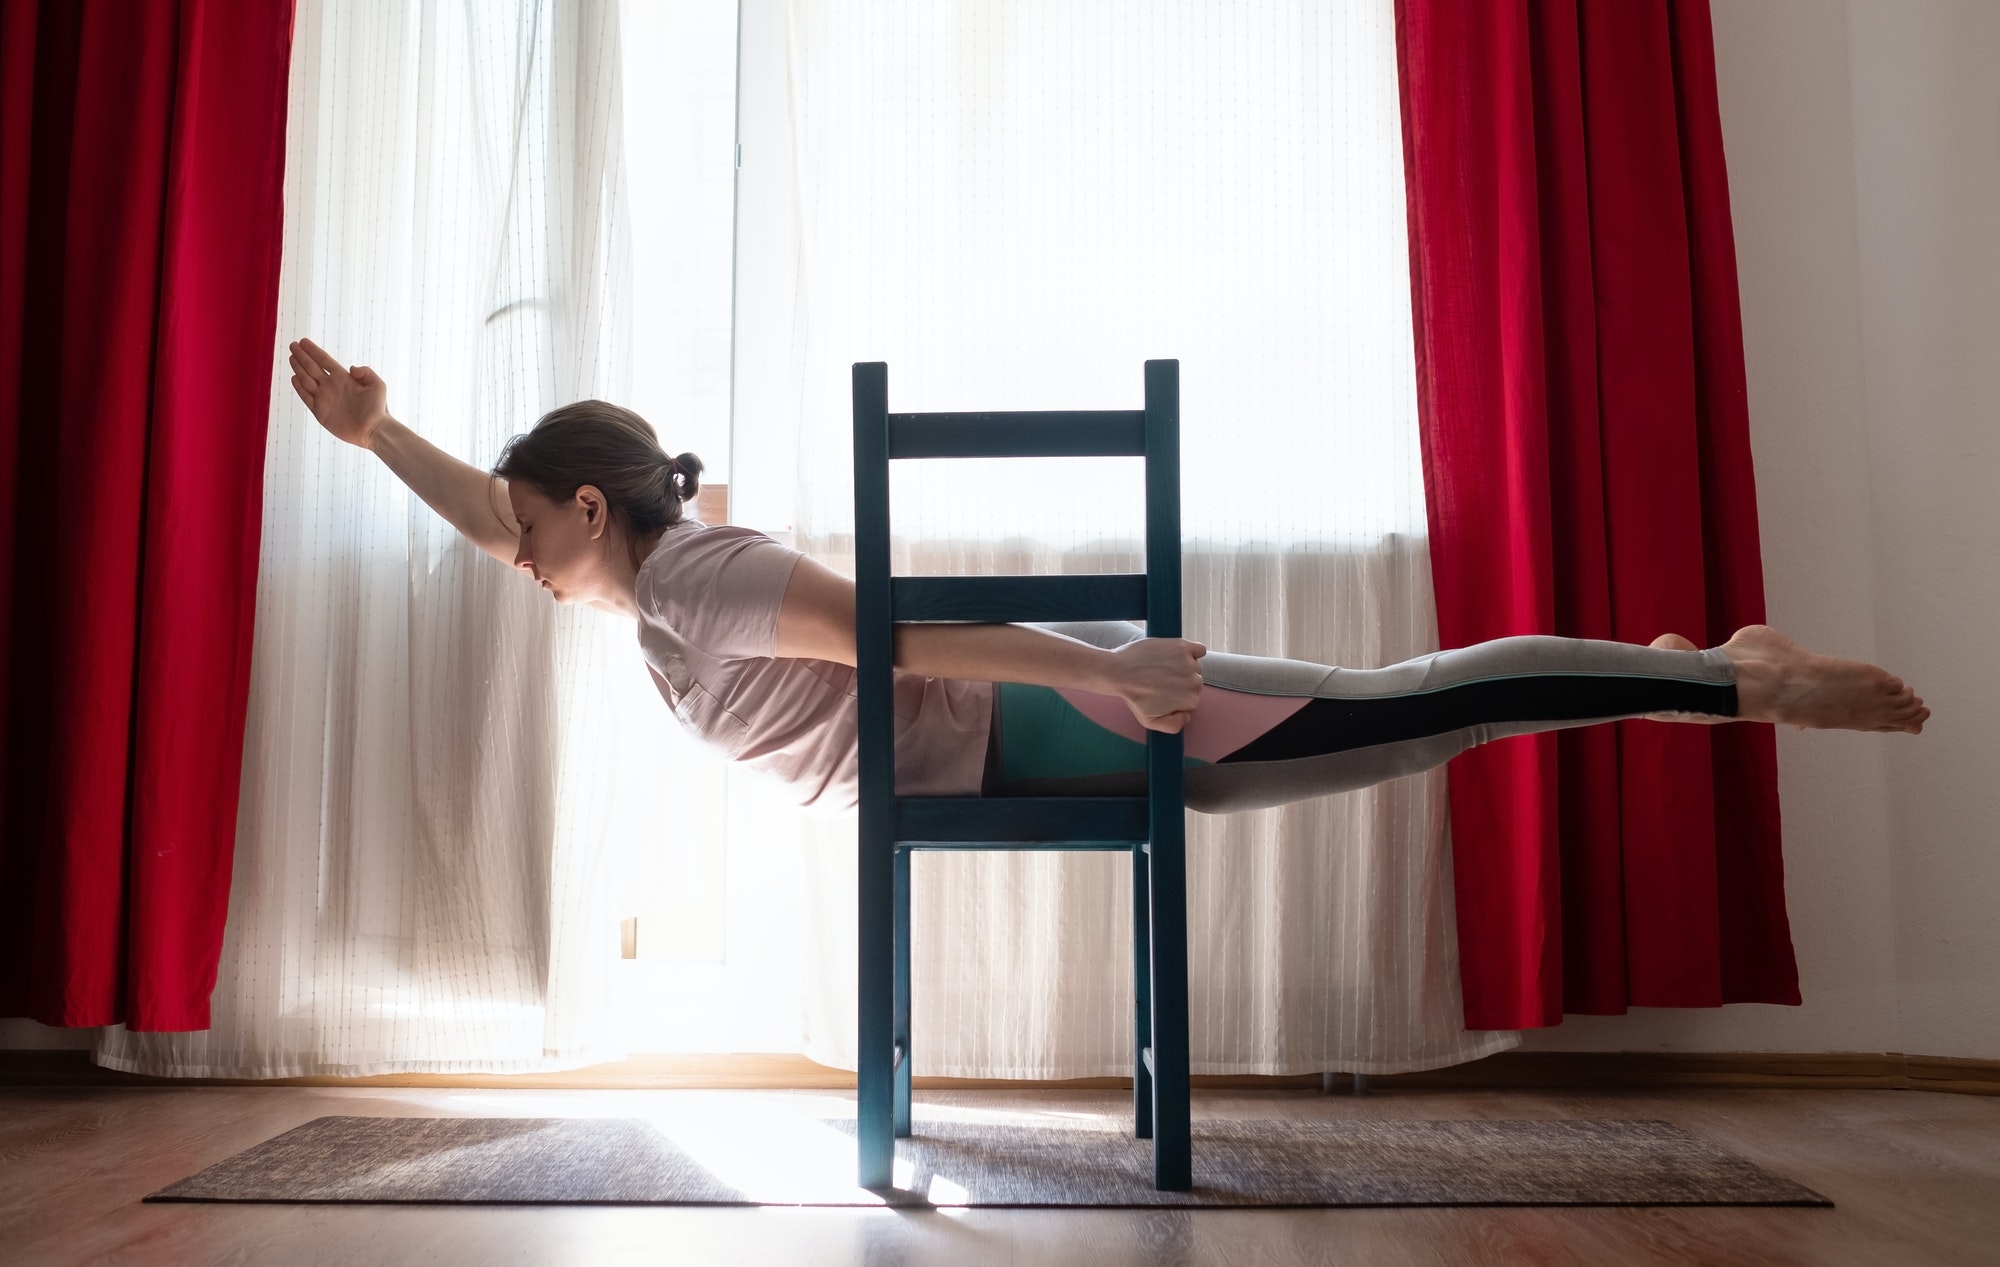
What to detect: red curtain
<box><xmin>1393</xmin><ymin>0</ymin><xmax>1800</xmax><ymax>1028</ymax></box>
<box><xmin>0</xmin><ymin>0</ymin><xmax>294</xmax><ymax>1030</ymax></box>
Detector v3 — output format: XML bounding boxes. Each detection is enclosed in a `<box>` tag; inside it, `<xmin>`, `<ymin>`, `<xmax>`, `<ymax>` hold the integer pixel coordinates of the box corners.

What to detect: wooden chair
<box><xmin>851</xmin><ymin>359</ymin><xmax>1192</xmax><ymax>1191</ymax></box>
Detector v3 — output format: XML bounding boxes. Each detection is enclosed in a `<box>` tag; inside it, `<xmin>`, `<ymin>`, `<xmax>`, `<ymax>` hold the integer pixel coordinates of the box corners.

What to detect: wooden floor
<box><xmin>2</xmin><ymin>1083</ymin><xmax>1995</xmax><ymax>1266</ymax></box>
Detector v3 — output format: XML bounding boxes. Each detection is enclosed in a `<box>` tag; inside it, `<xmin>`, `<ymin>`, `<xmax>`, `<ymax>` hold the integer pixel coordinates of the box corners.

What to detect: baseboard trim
<box><xmin>2</xmin><ymin>1049</ymin><xmax>1994</xmax><ymax>1094</ymax></box>
<box><xmin>1904</xmin><ymin>1054</ymin><xmax>2000</xmax><ymax>1096</ymax></box>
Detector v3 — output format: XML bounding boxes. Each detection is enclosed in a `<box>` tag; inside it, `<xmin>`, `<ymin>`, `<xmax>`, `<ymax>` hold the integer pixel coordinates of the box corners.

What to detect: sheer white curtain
<box><xmin>765</xmin><ymin>0</ymin><xmax>1518</xmax><ymax>1074</ymax></box>
<box><xmin>97</xmin><ymin>0</ymin><xmax>685</xmax><ymax>1077</ymax></box>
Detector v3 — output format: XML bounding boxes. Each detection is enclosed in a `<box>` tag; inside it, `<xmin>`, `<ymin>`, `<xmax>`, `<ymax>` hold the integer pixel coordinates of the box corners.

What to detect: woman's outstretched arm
<box><xmin>288</xmin><ymin>339</ymin><xmax>519</xmax><ymax>565</ymax></box>
<box><xmin>773</xmin><ymin>553</ymin><xmax>1205</xmax><ymax>732</ymax></box>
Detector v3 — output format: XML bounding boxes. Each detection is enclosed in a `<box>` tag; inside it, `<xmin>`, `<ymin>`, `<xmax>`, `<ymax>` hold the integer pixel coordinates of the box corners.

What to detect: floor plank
<box><xmin>1</xmin><ymin>1085</ymin><xmax>1994</xmax><ymax>1266</ymax></box>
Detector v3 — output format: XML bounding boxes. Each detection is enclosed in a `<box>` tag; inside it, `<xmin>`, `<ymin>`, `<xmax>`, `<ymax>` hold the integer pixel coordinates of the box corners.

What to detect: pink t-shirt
<box><xmin>633</xmin><ymin>521</ymin><xmax>995</xmax><ymax>813</ymax></box>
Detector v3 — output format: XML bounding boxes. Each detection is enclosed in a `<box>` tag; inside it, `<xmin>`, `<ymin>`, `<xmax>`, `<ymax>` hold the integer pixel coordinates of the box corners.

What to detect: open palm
<box><xmin>288</xmin><ymin>338</ymin><xmax>388</xmax><ymax>449</ymax></box>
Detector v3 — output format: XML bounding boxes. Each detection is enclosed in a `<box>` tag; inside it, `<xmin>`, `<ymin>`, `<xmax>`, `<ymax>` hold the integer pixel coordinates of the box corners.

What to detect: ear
<box><xmin>576</xmin><ymin>485</ymin><xmax>610</xmax><ymax>539</ymax></box>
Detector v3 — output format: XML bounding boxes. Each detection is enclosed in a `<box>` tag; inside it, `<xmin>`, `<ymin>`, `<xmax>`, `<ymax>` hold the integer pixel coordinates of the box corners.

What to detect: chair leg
<box><xmin>1132</xmin><ymin>845</ymin><xmax>1154</xmax><ymax>1140</ymax></box>
<box><xmin>1148</xmin><ymin>829</ymin><xmax>1193</xmax><ymax>1191</ymax></box>
<box><xmin>857</xmin><ymin>818</ymin><xmax>895</xmax><ymax>1188</ymax></box>
<box><xmin>893</xmin><ymin>847</ymin><xmax>913</xmax><ymax>1138</ymax></box>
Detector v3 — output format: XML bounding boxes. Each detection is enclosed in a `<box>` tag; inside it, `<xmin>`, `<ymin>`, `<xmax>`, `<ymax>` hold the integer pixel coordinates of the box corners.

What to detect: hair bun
<box><xmin>668</xmin><ymin>450</ymin><xmax>704</xmax><ymax>504</ymax></box>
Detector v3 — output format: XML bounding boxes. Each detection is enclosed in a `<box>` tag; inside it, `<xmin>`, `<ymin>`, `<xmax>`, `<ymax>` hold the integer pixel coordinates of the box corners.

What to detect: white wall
<box><xmin>0</xmin><ymin>1018</ymin><xmax>90</xmax><ymax>1050</ymax></box>
<box><xmin>1527</xmin><ymin>0</ymin><xmax>2000</xmax><ymax>1061</ymax></box>
<box><xmin>1841</xmin><ymin>0</ymin><xmax>2000</xmax><ymax>1060</ymax></box>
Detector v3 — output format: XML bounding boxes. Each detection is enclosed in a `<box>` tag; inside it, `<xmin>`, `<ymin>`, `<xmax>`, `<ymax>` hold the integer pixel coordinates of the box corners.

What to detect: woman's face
<box><xmin>507</xmin><ymin>480</ymin><xmax>613</xmax><ymax>605</ymax></box>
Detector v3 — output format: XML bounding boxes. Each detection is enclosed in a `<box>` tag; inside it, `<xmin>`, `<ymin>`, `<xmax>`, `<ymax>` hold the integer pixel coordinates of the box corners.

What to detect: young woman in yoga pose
<box><xmin>288</xmin><ymin>338</ymin><xmax>1927</xmax><ymax>815</ymax></box>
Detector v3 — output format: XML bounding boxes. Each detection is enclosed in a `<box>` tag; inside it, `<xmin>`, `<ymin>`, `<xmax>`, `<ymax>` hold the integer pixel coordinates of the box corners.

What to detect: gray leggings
<box><xmin>1005</xmin><ymin>622</ymin><xmax>1739</xmax><ymax>814</ymax></box>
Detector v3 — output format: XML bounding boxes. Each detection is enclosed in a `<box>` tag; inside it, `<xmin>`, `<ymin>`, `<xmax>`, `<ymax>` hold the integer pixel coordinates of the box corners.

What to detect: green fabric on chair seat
<box><xmin>996</xmin><ymin>683</ymin><xmax>1207</xmax><ymax>785</ymax></box>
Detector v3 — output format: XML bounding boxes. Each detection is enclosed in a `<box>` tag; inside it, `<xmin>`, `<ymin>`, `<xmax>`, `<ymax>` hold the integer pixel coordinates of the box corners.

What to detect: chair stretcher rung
<box><xmin>887</xmin><ymin>410</ymin><xmax>1146</xmax><ymax>458</ymax></box>
<box><xmin>891</xmin><ymin>574</ymin><xmax>1146</xmax><ymax>623</ymax></box>
<box><xmin>893</xmin><ymin>796</ymin><xmax>1151</xmax><ymax>844</ymax></box>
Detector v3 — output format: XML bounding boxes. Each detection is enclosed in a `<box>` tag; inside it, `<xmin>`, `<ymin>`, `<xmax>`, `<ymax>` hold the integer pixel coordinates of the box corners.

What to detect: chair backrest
<box><xmin>851</xmin><ymin>360</ymin><xmax>1183</xmax><ymax>830</ymax></box>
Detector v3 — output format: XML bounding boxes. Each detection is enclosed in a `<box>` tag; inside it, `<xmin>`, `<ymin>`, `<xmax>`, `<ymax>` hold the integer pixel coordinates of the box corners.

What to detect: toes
<box><xmin>1880</xmin><ymin>710</ymin><xmax>1930</xmax><ymax>734</ymax></box>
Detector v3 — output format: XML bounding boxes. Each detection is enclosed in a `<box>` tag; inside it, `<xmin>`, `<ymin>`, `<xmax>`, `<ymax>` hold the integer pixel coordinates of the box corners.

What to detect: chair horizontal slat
<box><xmin>887</xmin><ymin>411</ymin><xmax>1146</xmax><ymax>458</ymax></box>
<box><xmin>893</xmin><ymin>796</ymin><xmax>1151</xmax><ymax>844</ymax></box>
<box><xmin>891</xmin><ymin>575</ymin><xmax>1146</xmax><ymax>623</ymax></box>
<box><xmin>901</xmin><ymin>841</ymin><xmax>1139</xmax><ymax>853</ymax></box>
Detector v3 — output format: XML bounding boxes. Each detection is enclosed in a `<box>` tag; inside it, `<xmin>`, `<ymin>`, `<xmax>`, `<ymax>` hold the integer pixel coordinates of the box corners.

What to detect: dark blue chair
<box><xmin>851</xmin><ymin>359</ymin><xmax>1192</xmax><ymax>1191</ymax></box>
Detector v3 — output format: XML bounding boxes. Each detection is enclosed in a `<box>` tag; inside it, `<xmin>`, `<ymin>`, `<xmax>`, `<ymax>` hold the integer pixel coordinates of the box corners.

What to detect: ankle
<box><xmin>1724</xmin><ymin>650</ymin><xmax>1782</xmax><ymax>723</ymax></box>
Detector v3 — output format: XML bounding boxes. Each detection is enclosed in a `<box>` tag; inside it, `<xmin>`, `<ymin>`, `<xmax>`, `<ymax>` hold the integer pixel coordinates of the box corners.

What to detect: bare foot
<box><xmin>1719</xmin><ymin>625</ymin><xmax>1929</xmax><ymax>734</ymax></box>
<box><xmin>1645</xmin><ymin>633</ymin><xmax>1730</xmax><ymax>723</ymax></box>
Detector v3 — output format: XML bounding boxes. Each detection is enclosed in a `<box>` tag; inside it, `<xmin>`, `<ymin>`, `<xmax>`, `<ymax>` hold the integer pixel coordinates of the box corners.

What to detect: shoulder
<box><xmin>639</xmin><ymin>522</ymin><xmax>801</xmax><ymax>592</ymax></box>
<box><xmin>635</xmin><ymin>521</ymin><xmax>805</xmax><ymax>657</ymax></box>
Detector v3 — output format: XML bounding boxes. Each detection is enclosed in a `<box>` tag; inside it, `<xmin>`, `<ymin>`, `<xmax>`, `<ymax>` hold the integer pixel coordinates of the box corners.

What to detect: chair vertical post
<box><xmin>1132</xmin><ymin>846</ymin><xmax>1154</xmax><ymax>1139</ymax></box>
<box><xmin>892</xmin><ymin>846</ymin><xmax>913</xmax><ymax>1137</ymax></box>
<box><xmin>852</xmin><ymin>362</ymin><xmax>896</xmax><ymax>1189</ymax></box>
<box><xmin>1142</xmin><ymin>359</ymin><xmax>1192</xmax><ymax>1191</ymax></box>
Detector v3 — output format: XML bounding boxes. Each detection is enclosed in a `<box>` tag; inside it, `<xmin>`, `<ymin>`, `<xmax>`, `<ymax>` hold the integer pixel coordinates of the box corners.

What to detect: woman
<box><xmin>286</xmin><ymin>338</ymin><xmax>1928</xmax><ymax>816</ymax></box>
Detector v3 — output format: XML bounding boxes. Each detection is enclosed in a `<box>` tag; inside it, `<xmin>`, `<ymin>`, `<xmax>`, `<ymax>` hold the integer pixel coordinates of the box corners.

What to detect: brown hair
<box><xmin>492</xmin><ymin>400</ymin><xmax>704</xmax><ymax>569</ymax></box>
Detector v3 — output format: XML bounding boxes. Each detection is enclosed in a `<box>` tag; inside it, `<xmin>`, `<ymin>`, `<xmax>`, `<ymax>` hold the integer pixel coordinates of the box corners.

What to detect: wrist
<box><xmin>365</xmin><ymin>415</ymin><xmax>404</xmax><ymax>455</ymax></box>
<box><xmin>1079</xmin><ymin>643</ymin><xmax>1122</xmax><ymax>697</ymax></box>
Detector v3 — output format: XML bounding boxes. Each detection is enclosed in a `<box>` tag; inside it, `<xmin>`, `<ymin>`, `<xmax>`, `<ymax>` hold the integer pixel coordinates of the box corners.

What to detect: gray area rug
<box><xmin>146</xmin><ymin>1115</ymin><xmax>1830</xmax><ymax>1208</ymax></box>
